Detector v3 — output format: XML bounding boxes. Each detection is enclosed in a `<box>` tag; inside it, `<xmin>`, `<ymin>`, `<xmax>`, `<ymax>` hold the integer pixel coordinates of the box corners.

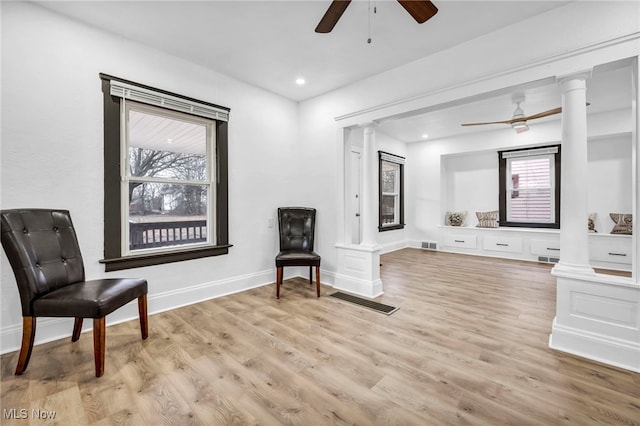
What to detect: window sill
<box><xmin>100</xmin><ymin>244</ymin><xmax>232</xmax><ymax>271</ymax></box>
<box><xmin>379</xmin><ymin>224</ymin><xmax>405</xmax><ymax>232</ymax></box>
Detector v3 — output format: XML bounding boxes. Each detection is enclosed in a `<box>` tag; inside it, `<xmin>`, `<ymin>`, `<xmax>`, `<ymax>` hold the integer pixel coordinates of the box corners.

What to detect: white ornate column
<box><xmin>553</xmin><ymin>70</ymin><xmax>595</xmax><ymax>275</ymax></box>
<box><xmin>549</xmin><ymin>69</ymin><xmax>640</xmax><ymax>373</ymax></box>
<box><xmin>361</xmin><ymin>124</ymin><xmax>378</xmax><ymax>245</ymax></box>
<box><xmin>334</xmin><ymin>124</ymin><xmax>383</xmax><ymax>298</ymax></box>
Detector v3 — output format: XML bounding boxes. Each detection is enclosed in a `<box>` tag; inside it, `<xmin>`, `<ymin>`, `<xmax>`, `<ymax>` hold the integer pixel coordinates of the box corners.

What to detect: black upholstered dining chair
<box><xmin>275</xmin><ymin>207</ymin><xmax>321</xmax><ymax>298</ymax></box>
<box><xmin>0</xmin><ymin>209</ymin><xmax>148</xmax><ymax>377</ymax></box>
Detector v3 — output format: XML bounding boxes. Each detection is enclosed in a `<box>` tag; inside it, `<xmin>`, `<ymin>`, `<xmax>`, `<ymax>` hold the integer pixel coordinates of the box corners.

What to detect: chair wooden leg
<box><xmin>138</xmin><ymin>294</ymin><xmax>148</xmax><ymax>340</ymax></box>
<box><xmin>309</xmin><ymin>266</ymin><xmax>313</xmax><ymax>286</ymax></box>
<box><xmin>93</xmin><ymin>317</ymin><xmax>106</xmax><ymax>377</ymax></box>
<box><xmin>276</xmin><ymin>267</ymin><xmax>283</xmax><ymax>299</ymax></box>
<box><xmin>316</xmin><ymin>266</ymin><xmax>321</xmax><ymax>298</ymax></box>
<box><xmin>15</xmin><ymin>317</ymin><xmax>36</xmax><ymax>375</ymax></box>
<box><xmin>72</xmin><ymin>317</ymin><xmax>83</xmax><ymax>342</ymax></box>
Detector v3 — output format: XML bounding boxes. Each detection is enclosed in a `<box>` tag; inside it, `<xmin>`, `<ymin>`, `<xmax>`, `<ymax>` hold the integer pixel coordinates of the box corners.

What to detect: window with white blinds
<box><xmin>498</xmin><ymin>145</ymin><xmax>560</xmax><ymax>228</ymax></box>
<box><xmin>507</xmin><ymin>154</ymin><xmax>555</xmax><ymax>222</ymax></box>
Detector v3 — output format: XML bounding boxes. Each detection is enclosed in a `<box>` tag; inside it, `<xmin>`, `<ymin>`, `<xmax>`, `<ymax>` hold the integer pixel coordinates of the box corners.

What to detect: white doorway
<box><xmin>349</xmin><ymin>147</ymin><xmax>362</xmax><ymax>244</ymax></box>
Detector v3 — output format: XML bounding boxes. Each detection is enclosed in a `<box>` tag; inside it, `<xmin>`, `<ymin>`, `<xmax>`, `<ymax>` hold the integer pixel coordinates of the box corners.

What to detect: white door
<box><xmin>349</xmin><ymin>148</ymin><xmax>362</xmax><ymax>244</ymax></box>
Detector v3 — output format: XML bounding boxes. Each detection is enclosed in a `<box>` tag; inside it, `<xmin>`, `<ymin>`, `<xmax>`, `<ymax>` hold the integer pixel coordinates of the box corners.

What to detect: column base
<box><xmin>552</xmin><ymin>261</ymin><xmax>596</xmax><ymax>277</ymax></box>
<box><xmin>334</xmin><ymin>243</ymin><xmax>383</xmax><ymax>298</ymax></box>
<box><xmin>549</xmin><ymin>273</ymin><xmax>640</xmax><ymax>373</ymax></box>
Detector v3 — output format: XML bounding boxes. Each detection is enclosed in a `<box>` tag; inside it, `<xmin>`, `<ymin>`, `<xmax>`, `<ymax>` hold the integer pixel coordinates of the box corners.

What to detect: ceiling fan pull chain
<box><xmin>368</xmin><ymin>0</ymin><xmax>377</xmax><ymax>44</ymax></box>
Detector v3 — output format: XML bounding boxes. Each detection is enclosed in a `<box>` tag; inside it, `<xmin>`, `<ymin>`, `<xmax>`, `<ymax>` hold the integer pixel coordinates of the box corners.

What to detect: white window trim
<box><xmin>120</xmin><ymin>100</ymin><xmax>217</xmax><ymax>256</ymax></box>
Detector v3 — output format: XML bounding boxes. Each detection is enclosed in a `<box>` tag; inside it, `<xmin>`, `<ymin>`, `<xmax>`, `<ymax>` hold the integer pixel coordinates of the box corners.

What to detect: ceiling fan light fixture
<box><xmin>511</xmin><ymin>121</ymin><xmax>529</xmax><ymax>133</ymax></box>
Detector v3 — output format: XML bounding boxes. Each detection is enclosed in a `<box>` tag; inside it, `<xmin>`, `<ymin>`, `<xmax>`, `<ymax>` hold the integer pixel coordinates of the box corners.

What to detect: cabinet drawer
<box><xmin>483</xmin><ymin>236</ymin><xmax>523</xmax><ymax>253</ymax></box>
<box><xmin>530</xmin><ymin>239</ymin><xmax>561</xmax><ymax>257</ymax></box>
<box><xmin>590</xmin><ymin>241</ymin><xmax>632</xmax><ymax>265</ymax></box>
<box><xmin>443</xmin><ymin>233</ymin><xmax>477</xmax><ymax>249</ymax></box>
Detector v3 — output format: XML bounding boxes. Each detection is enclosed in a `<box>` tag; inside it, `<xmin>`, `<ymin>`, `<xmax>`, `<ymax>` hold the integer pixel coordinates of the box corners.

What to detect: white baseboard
<box><xmin>549</xmin><ymin>318</ymin><xmax>640</xmax><ymax>373</ymax></box>
<box><xmin>0</xmin><ymin>267</ymin><xmax>338</xmax><ymax>355</ymax></box>
<box><xmin>332</xmin><ymin>273</ymin><xmax>383</xmax><ymax>299</ymax></box>
<box><xmin>379</xmin><ymin>240</ymin><xmax>410</xmax><ymax>254</ymax></box>
<box><xmin>0</xmin><ymin>269</ymin><xmax>280</xmax><ymax>355</ymax></box>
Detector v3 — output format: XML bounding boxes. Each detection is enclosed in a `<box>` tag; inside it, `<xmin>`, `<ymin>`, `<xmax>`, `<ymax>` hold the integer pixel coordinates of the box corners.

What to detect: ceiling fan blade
<box><xmin>461</xmin><ymin>119</ymin><xmax>514</xmax><ymax>127</ymax></box>
<box><xmin>520</xmin><ymin>107</ymin><xmax>562</xmax><ymax>121</ymax></box>
<box><xmin>462</xmin><ymin>107</ymin><xmax>561</xmax><ymax>127</ymax></box>
<box><xmin>461</xmin><ymin>103</ymin><xmax>588</xmax><ymax>128</ymax></box>
<box><xmin>397</xmin><ymin>0</ymin><xmax>438</xmax><ymax>24</ymax></box>
<box><xmin>315</xmin><ymin>0</ymin><xmax>351</xmax><ymax>33</ymax></box>
<box><xmin>521</xmin><ymin>103</ymin><xmax>589</xmax><ymax>121</ymax></box>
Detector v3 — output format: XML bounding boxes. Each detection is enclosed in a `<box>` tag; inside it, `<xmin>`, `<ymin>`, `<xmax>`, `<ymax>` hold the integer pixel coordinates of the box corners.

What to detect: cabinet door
<box><xmin>530</xmin><ymin>239</ymin><xmax>561</xmax><ymax>257</ymax></box>
<box><xmin>483</xmin><ymin>236</ymin><xmax>523</xmax><ymax>253</ymax></box>
<box><xmin>443</xmin><ymin>233</ymin><xmax>477</xmax><ymax>249</ymax></box>
<box><xmin>590</xmin><ymin>237</ymin><xmax>632</xmax><ymax>265</ymax></box>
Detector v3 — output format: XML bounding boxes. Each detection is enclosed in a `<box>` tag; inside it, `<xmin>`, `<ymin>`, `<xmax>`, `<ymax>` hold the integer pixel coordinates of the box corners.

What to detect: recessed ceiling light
<box><xmin>421</xmin><ymin>133</ymin><xmax>429</xmax><ymax>139</ymax></box>
<box><xmin>295</xmin><ymin>77</ymin><xmax>306</xmax><ymax>86</ymax></box>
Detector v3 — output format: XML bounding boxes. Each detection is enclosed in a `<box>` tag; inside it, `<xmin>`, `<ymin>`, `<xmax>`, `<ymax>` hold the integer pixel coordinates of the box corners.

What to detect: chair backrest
<box><xmin>1</xmin><ymin>209</ymin><xmax>86</xmax><ymax>316</ymax></box>
<box><xmin>278</xmin><ymin>207</ymin><xmax>316</xmax><ymax>252</ymax></box>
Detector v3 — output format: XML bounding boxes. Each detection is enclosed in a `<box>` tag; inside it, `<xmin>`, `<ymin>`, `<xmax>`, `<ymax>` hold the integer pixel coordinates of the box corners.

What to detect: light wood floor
<box><xmin>1</xmin><ymin>249</ymin><xmax>639</xmax><ymax>425</ymax></box>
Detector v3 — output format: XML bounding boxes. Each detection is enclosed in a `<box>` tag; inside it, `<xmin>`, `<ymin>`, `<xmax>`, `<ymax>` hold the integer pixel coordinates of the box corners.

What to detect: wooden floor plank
<box><xmin>1</xmin><ymin>249</ymin><xmax>638</xmax><ymax>425</ymax></box>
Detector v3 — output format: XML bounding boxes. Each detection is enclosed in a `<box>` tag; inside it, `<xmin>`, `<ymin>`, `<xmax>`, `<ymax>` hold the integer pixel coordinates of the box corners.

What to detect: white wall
<box><xmin>406</xmin><ymin>118</ymin><xmax>564</xmax><ymax>242</ymax></box>
<box><xmin>443</xmin><ymin>150</ymin><xmax>498</xmax><ymax>223</ymax></box>
<box><xmin>0</xmin><ymin>2</ymin><xmax>336</xmax><ymax>353</ymax></box>
<box><xmin>374</xmin><ymin>130</ymin><xmax>408</xmax><ymax>252</ymax></box>
<box><xmin>436</xmin><ymin>128</ymin><xmax>632</xmax><ymax>232</ymax></box>
<box><xmin>588</xmin><ymin>133</ymin><xmax>633</xmax><ymax>233</ymax></box>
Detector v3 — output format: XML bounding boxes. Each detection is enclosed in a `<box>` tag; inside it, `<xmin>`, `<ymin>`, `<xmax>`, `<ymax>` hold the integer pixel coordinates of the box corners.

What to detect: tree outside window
<box><xmin>100</xmin><ymin>74</ymin><xmax>230</xmax><ymax>271</ymax></box>
<box><xmin>125</xmin><ymin>103</ymin><xmax>213</xmax><ymax>252</ymax></box>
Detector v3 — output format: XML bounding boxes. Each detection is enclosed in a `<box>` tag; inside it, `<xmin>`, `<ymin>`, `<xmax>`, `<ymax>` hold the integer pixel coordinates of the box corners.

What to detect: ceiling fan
<box><xmin>461</xmin><ymin>97</ymin><xmax>563</xmax><ymax>134</ymax></box>
<box><xmin>315</xmin><ymin>0</ymin><xmax>438</xmax><ymax>33</ymax></box>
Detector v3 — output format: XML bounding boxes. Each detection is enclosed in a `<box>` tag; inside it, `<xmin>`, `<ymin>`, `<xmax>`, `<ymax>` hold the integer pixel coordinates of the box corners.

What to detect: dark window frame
<box><xmin>378</xmin><ymin>151</ymin><xmax>405</xmax><ymax>232</ymax></box>
<box><xmin>498</xmin><ymin>144</ymin><xmax>561</xmax><ymax>229</ymax></box>
<box><xmin>99</xmin><ymin>73</ymin><xmax>231</xmax><ymax>271</ymax></box>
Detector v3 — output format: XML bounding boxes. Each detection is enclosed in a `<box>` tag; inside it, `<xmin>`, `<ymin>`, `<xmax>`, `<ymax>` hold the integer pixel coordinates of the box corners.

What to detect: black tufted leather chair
<box><xmin>275</xmin><ymin>207</ymin><xmax>321</xmax><ymax>298</ymax></box>
<box><xmin>0</xmin><ymin>209</ymin><xmax>148</xmax><ymax>377</ymax></box>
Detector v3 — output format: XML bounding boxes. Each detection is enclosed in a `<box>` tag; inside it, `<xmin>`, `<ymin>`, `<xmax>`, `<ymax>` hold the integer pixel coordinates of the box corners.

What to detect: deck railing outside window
<box><xmin>129</xmin><ymin>220</ymin><xmax>207</xmax><ymax>250</ymax></box>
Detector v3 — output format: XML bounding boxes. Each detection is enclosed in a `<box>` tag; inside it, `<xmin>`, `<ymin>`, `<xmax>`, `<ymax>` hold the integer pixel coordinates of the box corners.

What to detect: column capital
<box><xmin>557</xmin><ymin>69</ymin><xmax>593</xmax><ymax>89</ymax></box>
<box><xmin>358</xmin><ymin>121</ymin><xmax>379</xmax><ymax>132</ymax></box>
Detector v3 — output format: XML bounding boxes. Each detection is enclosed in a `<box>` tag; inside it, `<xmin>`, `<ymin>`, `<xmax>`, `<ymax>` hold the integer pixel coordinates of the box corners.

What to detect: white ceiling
<box><xmin>35</xmin><ymin>1</ymin><xmax>632</xmax><ymax>142</ymax></box>
<box><xmin>37</xmin><ymin>0</ymin><xmax>571</xmax><ymax>101</ymax></box>
<box><xmin>376</xmin><ymin>61</ymin><xmax>634</xmax><ymax>142</ymax></box>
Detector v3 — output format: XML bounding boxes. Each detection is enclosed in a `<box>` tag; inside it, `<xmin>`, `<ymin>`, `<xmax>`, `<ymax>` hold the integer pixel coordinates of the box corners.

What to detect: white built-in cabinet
<box><xmin>437</xmin><ymin>132</ymin><xmax>633</xmax><ymax>272</ymax></box>
<box><xmin>588</xmin><ymin>233</ymin><xmax>633</xmax><ymax>269</ymax></box>
<box><xmin>436</xmin><ymin>226</ymin><xmax>632</xmax><ymax>271</ymax></box>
